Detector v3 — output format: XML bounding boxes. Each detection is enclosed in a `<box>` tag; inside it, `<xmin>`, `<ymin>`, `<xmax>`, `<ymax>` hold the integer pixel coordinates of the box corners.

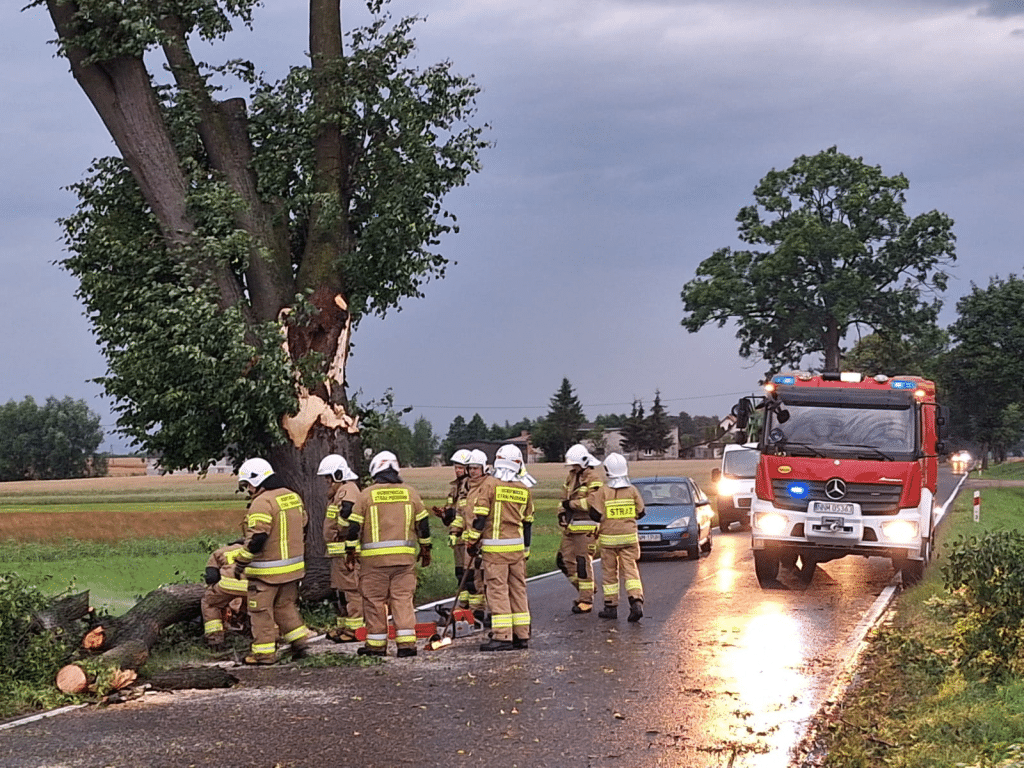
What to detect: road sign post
<box><xmin>973</xmin><ymin>490</ymin><xmax>980</xmax><ymax>523</ymax></box>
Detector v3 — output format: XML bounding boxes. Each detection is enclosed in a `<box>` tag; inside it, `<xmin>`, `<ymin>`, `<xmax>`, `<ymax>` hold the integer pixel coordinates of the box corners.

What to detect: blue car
<box><xmin>633</xmin><ymin>476</ymin><xmax>714</xmax><ymax>559</ymax></box>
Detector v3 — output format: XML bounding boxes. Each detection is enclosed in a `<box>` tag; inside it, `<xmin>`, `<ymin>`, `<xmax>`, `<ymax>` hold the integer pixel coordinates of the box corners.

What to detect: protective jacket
<box><xmin>348</xmin><ymin>482</ymin><xmax>431</xmax><ymax>566</ymax></box>
<box><xmin>204</xmin><ymin>543</ymin><xmax>248</xmax><ymax>595</ymax></box>
<box><xmin>235</xmin><ymin>487</ymin><xmax>307</xmax><ymax>584</ymax></box>
<box><xmin>562</xmin><ymin>466</ymin><xmax>604</xmax><ymax>533</ymax></box>
<box><xmin>592</xmin><ymin>484</ymin><xmax>646</xmax><ymax>547</ymax></box>
<box><xmin>324</xmin><ymin>480</ymin><xmax>361</xmax><ymax>558</ymax></box>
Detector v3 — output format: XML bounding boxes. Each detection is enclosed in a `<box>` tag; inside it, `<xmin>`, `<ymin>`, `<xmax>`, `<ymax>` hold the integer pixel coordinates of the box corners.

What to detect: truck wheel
<box><xmin>701</xmin><ymin>533</ymin><xmax>713</xmax><ymax>554</ymax></box>
<box><xmin>687</xmin><ymin>543</ymin><xmax>700</xmax><ymax>559</ymax></box>
<box><xmin>900</xmin><ymin>559</ymin><xmax>925</xmax><ymax>586</ymax></box>
<box><xmin>754</xmin><ymin>550</ymin><xmax>779</xmax><ymax>586</ymax></box>
<box><xmin>797</xmin><ymin>555</ymin><xmax>817</xmax><ymax>584</ymax></box>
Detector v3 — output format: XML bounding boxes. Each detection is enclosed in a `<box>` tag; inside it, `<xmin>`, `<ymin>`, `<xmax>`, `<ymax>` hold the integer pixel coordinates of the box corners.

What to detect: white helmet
<box><xmin>494</xmin><ymin>444</ymin><xmax>523</xmax><ymax>474</ymax></box>
<box><xmin>238</xmin><ymin>457</ymin><xmax>274</xmax><ymax>488</ymax></box>
<box><xmin>317</xmin><ymin>454</ymin><xmax>357</xmax><ymax>482</ymax></box>
<box><xmin>368</xmin><ymin>450</ymin><xmax>400</xmax><ymax>478</ymax></box>
<box><xmin>468</xmin><ymin>449</ymin><xmax>488</xmax><ymax>467</ymax></box>
<box><xmin>450</xmin><ymin>449</ymin><xmax>473</xmax><ymax>465</ymax></box>
<box><xmin>565</xmin><ymin>443</ymin><xmax>598</xmax><ymax>467</ymax></box>
<box><xmin>603</xmin><ymin>452</ymin><xmax>629</xmax><ymax>478</ymax></box>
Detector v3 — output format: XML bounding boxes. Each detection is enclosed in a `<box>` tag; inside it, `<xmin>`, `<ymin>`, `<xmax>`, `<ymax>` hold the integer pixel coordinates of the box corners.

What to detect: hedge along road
<box><xmin>0</xmin><ymin>468</ymin><xmax>963</xmax><ymax>768</ymax></box>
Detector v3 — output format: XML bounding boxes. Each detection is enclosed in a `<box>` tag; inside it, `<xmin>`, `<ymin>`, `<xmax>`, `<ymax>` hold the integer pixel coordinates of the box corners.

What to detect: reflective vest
<box><xmin>593</xmin><ymin>485</ymin><xmax>645</xmax><ymax>547</ymax></box>
<box><xmin>236</xmin><ymin>487</ymin><xmax>307</xmax><ymax>584</ymax></box>
<box><xmin>350</xmin><ymin>483</ymin><xmax>430</xmax><ymax>567</ymax></box>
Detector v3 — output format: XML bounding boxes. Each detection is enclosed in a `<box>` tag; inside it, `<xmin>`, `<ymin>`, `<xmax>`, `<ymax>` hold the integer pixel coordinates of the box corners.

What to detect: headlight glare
<box><xmin>718</xmin><ymin>478</ymin><xmax>740</xmax><ymax>496</ymax></box>
<box><xmin>881</xmin><ymin>519</ymin><xmax>919</xmax><ymax>543</ymax></box>
<box><xmin>755</xmin><ymin>512</ymin><xmax>789</xmax><ymax>536</ymax></box>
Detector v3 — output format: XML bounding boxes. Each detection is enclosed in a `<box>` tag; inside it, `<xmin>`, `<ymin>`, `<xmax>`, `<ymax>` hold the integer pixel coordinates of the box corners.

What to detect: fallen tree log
<box><xmin>29</xmin><ymin>590</ymin><xmax>92</xmax><ymax>633</ymax></box>
<box><xmin>144</xmin><ymin>666</ymin><xmax>238</xmax><ymax>691</ymax></box>
<box><xmin>56</xmin><ymin>583</ymin><xmax>206</xmax><ymax>692</ymax></box>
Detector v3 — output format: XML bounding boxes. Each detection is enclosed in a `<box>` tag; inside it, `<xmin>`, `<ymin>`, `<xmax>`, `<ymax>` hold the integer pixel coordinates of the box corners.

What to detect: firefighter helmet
<box><xmin>450</xmin><ymin>449</ymin><xmax>473</xmax><ymax>465</ymax></box>
<box><xmin>468</xmin><ymin>449</ymin><xmax>488</xmax><ymax>467</ymax></box>
<box><xmin>603</xmin><ymin>452</ymin><xmax>628</xmax><ymax>478</ymax></box>
<box><xmin>317</xmin><ymin>454</ymin><xmax>358</xmax><ymax>482</ymax></box>
<box><xmin>494</xmin><ymin>444</ymin><xmax>523</xmax><ymax>473</ymax></box>
<box><xmin>368</xmin><ymin>450</ymin><xmax>400</xmax><ymax>478</ymax></box>
<box><xmin>238</xmin><ymin>457</ymin><xmax>274</xmax><ymax>488</ymax></box>
<box><xmin>564</xmin><ymin>443</ymin><xmax>596</xmax><ymax>467</ymax></box>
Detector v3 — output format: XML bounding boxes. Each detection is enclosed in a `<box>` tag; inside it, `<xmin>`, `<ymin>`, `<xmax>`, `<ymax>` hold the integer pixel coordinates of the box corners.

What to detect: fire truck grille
<box><xmin>770</xmin><ymin>480</ymin><xmax>903</xmax><ymax>515</ymax></box>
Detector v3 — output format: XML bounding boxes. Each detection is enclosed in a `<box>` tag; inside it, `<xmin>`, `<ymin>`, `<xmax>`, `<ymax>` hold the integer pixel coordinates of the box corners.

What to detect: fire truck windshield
<box><xmin>765</xmin><ymin>390</ymin><xmax>917</xmax><ymax>460</ymax></box>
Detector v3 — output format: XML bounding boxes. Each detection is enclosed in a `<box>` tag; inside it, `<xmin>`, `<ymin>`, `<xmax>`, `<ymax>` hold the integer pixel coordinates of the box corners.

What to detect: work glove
<box><xmin>588</xmin><ymin>509</ymin><xmax>603</xmax><ymax>523</ymax></box>
<box><xmin>441</xmin><ymin>507</ymin><xmax>457</xmax><ymax>526</ymax></box>
<box><xmin>418</xmin><ymin>546</ymin><xmax>432</xmax><ymax>568</ymax></box>
<box><xmin>524</xmin><ymin>548</ymin><xmax>530</xmax><ymax>561</ymax></box>
<box><xmin>557</xmin><ymin>510</ymin><xmax>569</xmax><ymax>528</ymax></box>
<box><xmin>345</xmin><ymin>548</ymin><xmax>358</xmax><ymax>571</ymax></box>
<box><xmin>560</xmin><ymin>499</ymin><xmax>572</xmax><ymax>512</ymax></box>
<box><xmin>637</xmin><ymin>509</ymin><xmax>646</xmax><ymax>520</ymax></box>
<box><xmin>467</xmin><ymin>541</ymin><xmax>481</xmax><ymax>559</ymax></box>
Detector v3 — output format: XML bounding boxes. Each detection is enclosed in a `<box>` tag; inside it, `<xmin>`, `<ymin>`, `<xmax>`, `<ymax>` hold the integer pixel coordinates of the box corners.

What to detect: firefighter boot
<box><xmin>512</xmin><ymin>636</ymin><xmax>529</xmax><ymax>650</ymax></box>
<box><xmin>396</xmin><ymin>646</ymin><xmax>418</xmax><ymax>658</ymax></box>
<box><xmin>479</xmin><ymin>638</ymin><xmax>515</xmax><ymax>652</ymax></box>
<box><xmin>571</xmin><ymin>601</ymin><xmax>593</xmax><ymax>614</ymax></box>
<box><xmin>628</xmin><ymin>597</ymin><xmax>644</xmax><ymax>623</ymax></box>
<box><xmin>357</xmin><ymin>645</ymin><xmax>387</xmax><ymax>657</ymax></box>
<box><xmin>598</xmin><ymin>603</ymin><xmax>618</xmax><ymax>619</ymax></box>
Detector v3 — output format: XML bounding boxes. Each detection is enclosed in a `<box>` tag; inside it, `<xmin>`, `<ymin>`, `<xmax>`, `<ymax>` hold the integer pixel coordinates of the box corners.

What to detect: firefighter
<box><xmin>347</xmin><ymin>451</ymin><xmax>432</xmax><ymax>658</ymax></box>
<box><xmin>591</xmin><ymin>453</ymin><xmax>646</xmax><ymax>621</ymax></box>
<box><xmin>558</xmin><ymin>443</ymin><xmax>604</xmax><ymax>613</ymax></box>
<box><xmin>317</xmin><ymin>454</ymin><xmax>363</xmax><ymax>643</ymax></box>
<box><xmin>461</xmin><ymin>449</ymin><xmax>491</xmax><ymax>622</ymax></box>
<box><xmin>464</xmin><ymin>444</ymin><xmax>534</xmax><ymax>651</ymax></box>
<box><xmin>200</xmin><ymin>539</ymin><xmax>248</xmax><ymax>649</ymax></box>
<box><xmin>233</xmin><ymin>458</ymin><xmax>311</xmax><ymax>665</ymax></box>
<box><xmin>439</xmin><ymin>449</ymin><xmax>472</xmax><ymax>613</ymax></box>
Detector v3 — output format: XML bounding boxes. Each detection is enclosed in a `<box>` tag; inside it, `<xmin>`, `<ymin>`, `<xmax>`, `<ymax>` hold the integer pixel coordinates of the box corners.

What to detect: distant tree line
<box><xmin>438</xmin><ymin>378</ymin><xmax>721</xmax><ymax>463</ymax></box>
<box><xmin>0</xmin><ymin>396</ymin><xmax>107</xmax><ymax>481</ymax></box>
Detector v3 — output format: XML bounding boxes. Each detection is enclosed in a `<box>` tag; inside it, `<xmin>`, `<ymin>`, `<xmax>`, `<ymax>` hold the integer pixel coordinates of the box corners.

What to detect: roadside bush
<box><xmin>942</xmin><ymin>530</ymin><xmax>1024</xmax><ymax>680</ymax></box>
<box><xmin>0</xmin><ymin>573</ymin><xmax>77</xmax><ymax>715</ymax></box>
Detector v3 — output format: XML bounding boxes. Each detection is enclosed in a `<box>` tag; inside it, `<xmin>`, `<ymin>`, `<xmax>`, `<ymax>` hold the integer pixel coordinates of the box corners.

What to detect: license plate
<box><xmin>638</xmin><ymin>533</ymin><xmax>661</xmax><ymax>542</ymax></box>
<box><xmin>811</xmin><ymin>501</ymin><xmax>855</xmax><ymax>515</ymax></box>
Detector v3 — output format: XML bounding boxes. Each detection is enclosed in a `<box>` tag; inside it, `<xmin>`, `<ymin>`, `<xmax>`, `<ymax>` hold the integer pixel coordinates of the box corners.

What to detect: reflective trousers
<box><xmin>200</xmin><ymin>584</ymin><xmax>245</xmax><ymax>643</ymax></box>
<box><xmin>247</xmin><ymin>578</ymin><xmax>309</xmax><ymax>659</ymax></box>
<box><xmin>559</xmin><ymin>531</ymin><xmax>597</xmax><ymax>604</ymax></box>
<box><xmin>360</xmin><ymin>562</ymin><xmax>417</xmax><ymax>652</ymax></box>
<box><xmin>600</xmin><ymin>542</ymin><xmax>643</xmax><ymax>606</ymax></box>
<box><xmin>482</xmin><ymin>555</ymin><xmax>530</xmax><ymax>642</ymax></box>
<box><xmin>330</xmin><ymin>557</ymin><xmax>364</xmax><ymax>631</ymax></box>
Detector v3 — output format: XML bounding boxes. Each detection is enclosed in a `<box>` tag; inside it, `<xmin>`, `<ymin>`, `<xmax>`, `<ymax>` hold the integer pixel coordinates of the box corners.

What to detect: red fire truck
<box><xmin>734</xmin><ymin>371</ymin><xmax>950</xmax><ymax>587</ymax></box>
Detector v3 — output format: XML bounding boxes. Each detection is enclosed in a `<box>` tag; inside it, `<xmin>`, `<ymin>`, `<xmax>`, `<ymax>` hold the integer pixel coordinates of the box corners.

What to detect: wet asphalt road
<box><xmin>1</xmin><ymin>471</ymin><xmax>961</xmax><ymax>768</ymax></box>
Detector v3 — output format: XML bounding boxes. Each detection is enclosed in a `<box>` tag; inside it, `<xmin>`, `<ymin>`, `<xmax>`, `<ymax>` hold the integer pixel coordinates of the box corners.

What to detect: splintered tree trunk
<box><xmin>99</xmin><ymin>583</ymin><xmax>206</xmax><ymax>669</ymax></box>
<box><xmin>30</xmin><ymin>590</ymin><xmax>91</xmax><ymax>633</ymax></box>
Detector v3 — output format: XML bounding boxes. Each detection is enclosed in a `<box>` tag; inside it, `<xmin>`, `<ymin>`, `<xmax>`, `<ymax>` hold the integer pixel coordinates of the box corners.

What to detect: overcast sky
<box><xmin>2</xmin><ymin>0</ymin><xmax>1022</xmax><ymax>453</ymax></box>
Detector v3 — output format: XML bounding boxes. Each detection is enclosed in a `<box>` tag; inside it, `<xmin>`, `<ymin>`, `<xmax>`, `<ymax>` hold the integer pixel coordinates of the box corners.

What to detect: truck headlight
<box><xmin>667</xmin><ymin>516</ymin><xmax>692</xmax><ymax>529</ymax></box>
<box><xmin>718</xmin><ymin>478</ymin><xmax>740</xmax><ymax>496</ymax></box>
<box><xmin>754</xmin><ymin>512</ymin><xmax>789</xmax><ymax>536</ymax></box>
<box><xmin>881</xmin><ymin>520</ymin><xmax>919</xmax><ymax>543</ymax></box>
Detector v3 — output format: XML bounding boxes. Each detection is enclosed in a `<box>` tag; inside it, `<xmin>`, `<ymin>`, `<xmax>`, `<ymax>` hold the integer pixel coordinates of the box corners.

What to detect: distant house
<box><xmin>455</xmin><ymin>431</ymin><xmax>534</xmax><ymax>465</ymax></box>
<box><xmin>594</xmin><ymin>426</ymin><xmax>680</xmax><ymax>461</ymax></box>
<box><xmin>146</xmin><ymin>456</ymin><xmax>234</xmax><ymax>476</ymax></box>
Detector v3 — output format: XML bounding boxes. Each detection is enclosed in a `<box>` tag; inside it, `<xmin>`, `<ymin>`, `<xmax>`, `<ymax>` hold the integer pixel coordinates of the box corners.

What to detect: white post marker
<box><xmin>973</xmin><ymin>490</ymin><xmax>981</xmax><ymax>523</ymax></box>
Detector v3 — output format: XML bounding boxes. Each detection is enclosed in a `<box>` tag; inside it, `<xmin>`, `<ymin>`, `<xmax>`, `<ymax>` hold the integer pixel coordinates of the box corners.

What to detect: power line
<box><xmin>400</xmin><ymin>390</ymin><xmax>755</xmax><ymax>412</ymax></box>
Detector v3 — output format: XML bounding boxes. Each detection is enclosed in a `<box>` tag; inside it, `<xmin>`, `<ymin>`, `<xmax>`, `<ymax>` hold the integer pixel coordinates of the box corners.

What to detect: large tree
<box><xmin>531</xmin><ymin>378</ymin><xmax>586</xmax><ymax>462</ymax></box>
<box><xmin>0</xmin><ymin>396</ymin><xmax>106</xmax><ymax>481</ymax></box>
<box><xmin>938</xmin><ymin>274</ymin><xmax>1024</xmax><ymax>468</ymax></box>
<box><xmin>38</xmin><ymin>0</ymin><xmax>487</xmax><ymax>595</ymax></box>
<box><xmin>643</xmin><ymin>390</ymin><xmax>674</xmax><ymax>456</ymax></box>
<box><xmin>842</xmin><ymin>326</ymin><xmax>948</xmax><ymax>380</ymax></box>
<box><xmin>681</xmin><ymin>147</ymin><xmax>956</xmax><ymax>373</ymax></box>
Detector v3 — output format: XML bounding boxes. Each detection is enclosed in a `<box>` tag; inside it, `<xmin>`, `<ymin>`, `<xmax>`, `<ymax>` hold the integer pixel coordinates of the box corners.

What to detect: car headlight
<box><xmin>667</xmin><ymin>516</ymin><xmax>692</xmax><ymax>528</ymax></box>
<box><xmin>881</xmin><ymin>519</ymin><xmax>919</xmax><ymax>543</ymax></box>
<box><xmin>754</xmin><ymin>512</ymin><xmax>789</xmax><ymax>536</ymax></box>
<box><xmin>718</xmin><ymin>478</ymin><xmax>740</xmax><ymax>496</ymax></box>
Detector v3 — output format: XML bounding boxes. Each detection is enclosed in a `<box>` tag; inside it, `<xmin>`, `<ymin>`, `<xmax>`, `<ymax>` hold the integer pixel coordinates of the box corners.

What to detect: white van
<box><xmin>711</xmin><ymin>443</ymin><xmax>759</xmax><ymax>532</ymax></box>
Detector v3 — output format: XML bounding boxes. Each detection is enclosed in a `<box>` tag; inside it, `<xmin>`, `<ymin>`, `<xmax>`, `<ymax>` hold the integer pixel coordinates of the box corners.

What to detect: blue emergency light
<box><xmin>773</xmin><ymin>375</ymin><xmax>796</xmax><ymax>385</ymax></box>
<box><xmin>787</xmin><ymin>482</ymin><xmax>809</xmax><ymax>499</ymax></box>
<box><xmin>890</xmin><ymin>380</ymin><xmax>916</xmax><ymax>390</ymax></box>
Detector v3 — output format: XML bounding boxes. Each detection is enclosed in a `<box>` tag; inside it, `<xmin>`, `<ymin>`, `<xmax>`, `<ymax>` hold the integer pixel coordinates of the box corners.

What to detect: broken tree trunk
<box><xmin>29</xmin><ymin>590</ymin><xmax>92</xmax><ymax>633</ymax></box>
<box><xmin>57</xmin><ymin>583</ymin><xmax>206</xmax><ymax>692</ymax></box>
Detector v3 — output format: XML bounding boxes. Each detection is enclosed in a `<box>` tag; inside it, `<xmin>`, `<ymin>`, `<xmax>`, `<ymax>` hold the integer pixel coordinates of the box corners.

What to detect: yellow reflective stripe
<box><xmin>235</xmin><ymin>549</ymin><xmax>254</xmax><ymax>564</ymax></box>
<box><xmin>326</xmin><ymin>542</ymin><xmax>347</xmax><ymax>556</ymax></box>
<box><xmin>344</xmin><ymin>617</ymin><xmax>365</xmax><ymax>630</ymax></box>
<box><xmin>246</xmin><ymin>556</ymin><xmax>304</xmax><ymax>576</ymax></box>
<box><xmin>405</xmin><ymin>504</ymin><xmax>412</xmax><ymax>538</ymax></box>
<box><xmin>247</xmin><ymin>512</ymin><xmax>273</xmax><ymax>527</ymax></box>
<box><xmin>605</xmin><ymin>499</ymin><xmax>636</xmax><ymax>519</ymax></box>
<box><xmin>204</xmin><ymin>619</ymin><xmax>224</xmax><ymax>633</ymax></box>
<box><xmin>325</xmin><ymin>506</ymin><xmax>338</xmax><ymax>520</ymax></box>
<box><xmin>282</xmin><ymin>625</ymin><xmax>309</xmax><ymax>643</ymax></box>
<box><xmin>219</xmin><ymin>577</ymin><xmax>247</xmax><ymax>593</ymax></box>
<box><xmin>491</xmin><ymin>614</ymin><xmax>513</xmax><ymax>628</ymax></box>
<box><xmin>224</xmin><ymin>549</ymin><xmax>242</xmax><ymax>564</ymax></box>
<box><xmin>278</xmin><ymin>504</ymin><xmax>289</xmax><ymax>560</ymax></box>
<box><xmin>481</xmin><ymin>543</ymin><xmax>525</xmax><ymax>553</ymax></box>
<box><xmin>511</xmin><ymin>612</ymin><xmax>530</xmax><ymax>626</ymax></box>
<box><xmin>578</xmin><ymin>580</ymin><xmax>594</xmax><ymax>590</ymax></box>
<box><xmin>599</xmin><ymin>533</ymin><xmax>638</xmax><ymax>546</ymax></box>
<box><xmin>415</xmin><ymin>508</ymin><xmax>429</xmax><ymax>521</ymax></box>
<box><xmin>360</xmin><ymin>546</ymin><xmax>416</xmax><ymax>557</ymax></box>
<box><xmin>625</xmin><ymin>579</ymin><xmax>643</xmax><ymax>592</ymax></box>
<box><xmin>567</xmin><ymin>522</ymin><xmax>598</xmax><ymax>532</ymax></box>
<box><xmin>349</xmin><ymin>512</ymin><xmax>365</xmax><ymax>525</ymax></box>
<box><xmin>252</xmin><ymin>642</ymin><xmax>276</xmax><ymax>655</ymax></box>
<box><xmin>496</xmin><ymin>486</ymin><xmax>529</xmax><ymax>504</ymax></box>
<box><xmin>603</xmin><ymin>583</ymin><xmax>618</xmax><ymax>595</ymax></box>
<box><xmin>370</xmin><ymin>505</ymin><xmax>380</xmax><ymax>544</ymax></box>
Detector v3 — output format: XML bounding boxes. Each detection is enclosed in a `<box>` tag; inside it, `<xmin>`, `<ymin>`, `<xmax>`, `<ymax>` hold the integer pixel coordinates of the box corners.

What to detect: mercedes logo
<box><xmin>825</xmin><ymin>478</ymin><xmax>847</xmax><ymax>500</ymax></box>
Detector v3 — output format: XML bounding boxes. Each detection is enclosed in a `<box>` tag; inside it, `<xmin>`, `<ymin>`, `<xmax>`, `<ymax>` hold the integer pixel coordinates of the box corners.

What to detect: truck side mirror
<box><xmin>936</xmin><ymin>405</ymin><xmax>951</xmax><ymax>440</ymax></box>
<box><xmin>731</xmin><ymin>400</ymin><xmax>750</xmax><ymax>431</ymax></box>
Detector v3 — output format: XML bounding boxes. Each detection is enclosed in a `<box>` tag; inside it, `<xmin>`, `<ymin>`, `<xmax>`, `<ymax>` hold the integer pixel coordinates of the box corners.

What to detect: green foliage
<box><xmin>942</xmin><ymin>530</ymin><xmax>1024</xmax><ymax>680</ymax></box>
<box><xmin>682</xmin><ymin>146</ymin><xmax>956</xmax><ymax>373</ymax></box>
<box><xmin>531</xmin><ymin>378</ymin><xmax>586</xmax><ymax>462</ymax></box>
<box><xmin>0</xmin><ymin>574</ymin><xmax>77</xmax><ymax>715</ymax></box>
<box><xmin>48</xmin><ymin>0</ymin><xmax>489</xmax><ymax>472</ymax></box>
<box><xmin>843</xmin><ymin>327</ymin><xmax>949</xmax><ymax>379</ymax></box>
<box><xmin>618</xmin><ymin>399</ymin><xmax>645</xmax><ymax>455</ymax></box>
<box><xmin>938</xmin><ymin>275</ymin><xmax>1024</xmax><ymax>465</ymax></box>
<box><xmin>0</xmin><ymin>396</ymin><xmax>106</xmax><ymax>481</ymax></box>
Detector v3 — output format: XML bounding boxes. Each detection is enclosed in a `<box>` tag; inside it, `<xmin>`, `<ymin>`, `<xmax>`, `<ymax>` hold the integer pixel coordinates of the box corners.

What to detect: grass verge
<box><xmin>817</xmin><ymin>482</ymin><xmax>1024</xmax><ymax>768</ymax></box>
